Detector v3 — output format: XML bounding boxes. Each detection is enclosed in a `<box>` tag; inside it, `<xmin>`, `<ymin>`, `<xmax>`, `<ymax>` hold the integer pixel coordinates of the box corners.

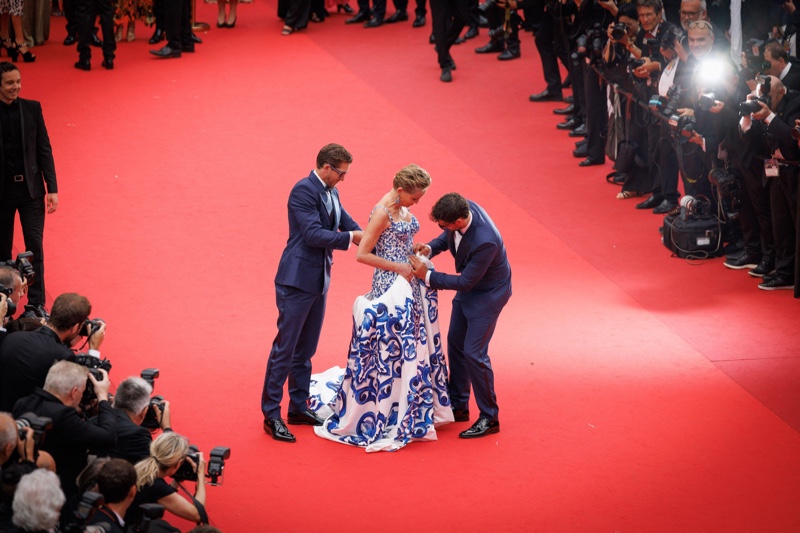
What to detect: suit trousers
<box><xmin>430</xmin><ymin>0</ymin><xmax>469</xmax><ymax>68</ymax></box>
<box><xmin>533</xmin><ymin>11</ymin><xmax>568</xmax><ymax>94</ymax></box>
<box><xmin>76</xmin><ymin>0</ymin><xmax>116</xmax><ymax>61</ymax></box>
<box><xmin>446</xmin><ymin>299</ymin><xmax>501</xmax><ymax>421</ymax></box>
<box><xmin>164</xmin><ymin>0</ymin><xmax>192</xmax><ymax>51</ymax></box>
<box><xmin>261</xmin><ymin>284</ymin><xmax>327</xmax><ymax>420</ymax></box>
<box><xmin>285</xmin><ymin>0</ymin><xmax>312</xmax><ymax>29</ymax></box>
<box><xmin>769</xmin><ymin>174</ymin><xmax>798</xmax><ymax>279</ymax></box>
<box><xmin>731</xmin><ymin>158</ymin><xmax>774</xmax><ymax>259</ymax></box>
<box><xmin>584</xmin><ymin>63</ymin><xmax>606</xmax><ymax>161</ymax></box>
<box><xmin>0</xmin><ymin>181</ymin><xmax>45</xmax><ymax>306</ymax></box>
<box><xmin>393</xmin><ymin>0</ymin><xmax>426</xmax><ymax>17</ymax></box>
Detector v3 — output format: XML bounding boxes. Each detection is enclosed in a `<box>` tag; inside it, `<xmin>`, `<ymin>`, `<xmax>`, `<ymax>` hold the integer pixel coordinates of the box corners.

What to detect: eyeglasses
<box><xmin>687</xmin><ymin>20</ymin><xmax>712</xmax><ymax>30</ymax></box>
<box><xmin>328</xmin><ymin>164</ymin><xmax>347</xmax><ymax>178</ymax></box>
<box><xmin>679</xmin><ymin>9</ymin><xmax>701</xmax><ymax>18</ymax></box>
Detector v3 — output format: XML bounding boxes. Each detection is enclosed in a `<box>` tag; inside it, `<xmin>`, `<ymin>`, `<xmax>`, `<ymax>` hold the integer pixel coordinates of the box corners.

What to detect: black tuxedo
<box><xmin>12</xmin><ymin>389</ymin><xmax>116</xmax><ymax>498</ymax></box>
<box><xmin>93</xmin><ymin>408</ymin><xmax>152</xmax><ymax>464</ymax></box>
<box><xmin>0</xmin><ymin>97</ymin><xmax>57</xmax><ymax>308</ymax></box>
<box><xmin>0</xmin><ymin>326</ymin><xmax>74</xmax><ymax>411</ymax></box>
<box><xmin>781</xmin><ymin>61</ymin><xmax>800</xmax><ymax>92</ymax></box>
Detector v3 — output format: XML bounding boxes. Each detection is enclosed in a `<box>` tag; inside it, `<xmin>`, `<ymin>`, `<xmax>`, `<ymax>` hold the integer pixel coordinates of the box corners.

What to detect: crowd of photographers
<box><xmin>0</xmin><ymin>271</ymin><xmax>228</xmax><ymax>533</ymax></box>
<box><xmin>508</xmin><ymin>0</ymin><xmax>799</xmax><ymax>295</ymax></box>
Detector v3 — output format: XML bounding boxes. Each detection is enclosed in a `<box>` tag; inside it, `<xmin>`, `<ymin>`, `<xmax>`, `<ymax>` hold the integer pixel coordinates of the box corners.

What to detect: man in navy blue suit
<box><xmin>410</xmin><ymin>192</ymin><xmax>511</xmax><ymax>439</ymax></box>
<box><xmin>261</xmin><ymin>143</ymin><xmax>363</xmax><ymax>443</ymax></box>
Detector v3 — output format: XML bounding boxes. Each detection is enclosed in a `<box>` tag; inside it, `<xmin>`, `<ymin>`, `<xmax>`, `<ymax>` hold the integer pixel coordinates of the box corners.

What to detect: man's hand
<box><xmin>0</xmin><ymin>293</ymin><xmax>7</xmax><ymax>322</ymax></box>
<box><xmin>633</xmin><ymin>58</ymin><xmax>660</xmax><ymax>78</ymax></box>
<box><xmin>783</xmin><ymin>0</ymin><xmax>796</xmax><ymax>13</ymax></box>
<box><xmin>46</xmin><ymin>193</ymin><xmax>58</xmax><ymax>214</ymax></box>
<box><xmin>677</xmin><ymin>107</ymin><xmax>695</xmax><ymax>117</ymax></box>
<box><xmin>752</xmin><ymin>100</ymin><xmax>772</xmax><ymax>121</ymax></box>
<box><xmin>89</xmin><ymin>368</ymin><xmax>111</xmax><ymax>402</ymax></box>
<box><xmin>688</xmin><ymin>131</ymin><xmax>705</xmax><ymax>146</ymax></box>
<box><xmin>157</xmin><ymin>400</ymin><xmax>172</xmax><ymax>430</ymax></box>
<box><xmin>88</xmin><ymin>320</ymin><xmax>106</xmax><ymax>351</ymax></box>
<box><xmin>708</xmin><ymin>100</ymin><xmax>725</xmax><ymax>114</ymax></box>
<box><xmin>408</xmin><ymin>255</ymin><xmax>428</xmax><ymax>280</ymax></box>
<box><xmin>412</xmin><ymin>243</ymin><xmax>431</xmax><ymax>257</ymax></box>
<box><xmin>351</xmin><ymin>230</ymin><xmax>363</xmax><ymax>245</ymax></box>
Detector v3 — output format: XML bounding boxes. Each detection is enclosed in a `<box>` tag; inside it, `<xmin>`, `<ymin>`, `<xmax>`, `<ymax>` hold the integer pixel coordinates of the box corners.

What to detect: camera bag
<box><xmin>662</xmin><ymin>213</ymin><xmax>723</xmax><ymax>259</ymax></box>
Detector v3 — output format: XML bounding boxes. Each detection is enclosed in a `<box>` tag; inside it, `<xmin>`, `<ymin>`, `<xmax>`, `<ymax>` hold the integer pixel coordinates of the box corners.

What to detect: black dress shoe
<box><xmin>561</xmin><ymin>75</ymin><xmax>572</xmax><ymax>88</ymax></box>
<box><xmin>475</xmin><ymin>40</ymin><xmax>503</xmax><ymax>53</ymax></box>
<box><xmin>452</xmin><ymin>408</ymin><xmax>470</xmax><ymax>422</ymax></box>
<box><xmin>497</xmin><ymin>48</ymin><xmax>520</xmax><ymax>60</ymax></box>
<box><xmin>181</xmin><ymin>44</ymin><xmax>195</xmax><ymax>52</ymax></box>
<box><xmin>568</xmin><ymin>124</ymin><xmax>587</xmax><ymax>137</ymax></box>
<box><xmin>63</xmin><ymin>34</ymin><xmax>77</xmax><ymax>46</ymax></box>
<box><xmin>385</xmin><ymin>10</ymin><xmax>408</xmax><ymax>22</ymax></box>
<box><xmin>150</xmin><ymin>46</ymin><xmax>181</xmax><ymax>58</ymax></box>
<box><xmin>529</xmin><ymin>89</ymin><xmax>562</xmax><ymax>102</ymax></box>
<box><xmin>454</xmin><ymin>36</ymin><xmax>465</xmax><ymax>44</ymax></box>
<box><xmin>287</xmin><ymin>409</ymin><xmax>325</xmax><ymax>426</ymax></box>
<box><xmin>90</xmin><ymin>29</ymin><xmax>102</xmax><ymax>47</ymax></box>
<box><xmin>191</xmin><ymin>33</ymin><xmax>202</xmax><ymax>43</ymax></box>
<box><xmin>579</xmin><ymin>157</ymin><xmax>604</xmax><ymax>167</ymax></box>
<box><xmin>748</xmin><ymin>258</ymin><xmax>775</xmax><ymax>278</ymax></box>
<box><xmin>149</xmin><ymin>28</ymin><xmax>165</xmax><ymax>44</ymax></box>
<box><xmin>553</xmin><ymin>103</ymin><xmax>575</xmax><ymax>115</ymax></box>
<box><xmin>345</xmin><ymin>11</ymin><xmax>368</xmax><ymax>23</ymax></box>
<box><xmin>74</xmin><ymin>59</ymin><xmax>91</xmax><ymax>71</ymax></box>
<box><xmin>723</xmin><ymin>252</ymin><xmax>760</xmax><ymax>270</ymax></box>
<box><xmin>572</xmin><ymin>146</ymin><xmax>588</xmax><ymax>158</ymax></box>
<box><xmin>459</xmin><ymin>417</ymin><xmax>499</xmax><ymax>439</ymax></box>
<box><xmin>564</xmin><ymin>95</ymin><xmax>574</xmax><ymax>104</ymax></box>
<box><xmin>575</xmin><ymin>138</ymin><xmax>587</xmax><ymax>148</ymax></box>
<box><xmin>464</xmin><ymin>25</ymin><xmax>478</xmax><ymax>39</ymax></box>
<box><xmin>364</xmin><ymin>16</ymin><xmax>383</xmax><ymax>27</ymax></box>
<box><xmin>758</xmin><ymin>276</ymin><xmax>794</xmax><ymax>290</ymax></box>
<box><xmin>556</xmin><ymin>118</ymin><xmax>581</xmax><ymax>130</ymax></box>
<box><xmin>440</xmin><ymin>66</ymin><xmax>452</xmax><ymax>82</ymax></box>
<box><xmin>264</xmin><ymin>419</ymin><xmax>296</xmax><ymax>442</ymax></box>
<box><xmin>412</xmin><ymin>15</ymin><xmax>425</xmax><ymax>27</ymax></box>
<box><xmin>636</xmin><ymin>194</ymin><xmax>663</xmax><ymax>210</ymax></box>
<box><xmin>652</xmin><ymin>199</ymin><xmax>678</xmax><ymax>214</ymax></box>
<box><xmin>101</xmin><ymin>58</ymin><xmax>114</xmax><ymax>69</ymax></box>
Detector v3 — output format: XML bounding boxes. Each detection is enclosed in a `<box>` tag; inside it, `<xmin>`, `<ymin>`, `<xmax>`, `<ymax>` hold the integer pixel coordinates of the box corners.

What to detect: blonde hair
<box><xmin>393</xmin><ymin>164</ymin><xmax>431</xmax><ymax>193</ymax></box>
<box><xmin>134</xmin><ymin>432</ymin><xmax>189</xmax><ymax>490</ymax></box>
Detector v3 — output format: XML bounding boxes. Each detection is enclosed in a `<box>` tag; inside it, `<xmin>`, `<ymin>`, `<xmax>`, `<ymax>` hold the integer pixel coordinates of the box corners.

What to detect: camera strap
<box><xmin>176</xmin><ymin>482</ymin><xmax>210</xmax><ymax>525</ymax></box>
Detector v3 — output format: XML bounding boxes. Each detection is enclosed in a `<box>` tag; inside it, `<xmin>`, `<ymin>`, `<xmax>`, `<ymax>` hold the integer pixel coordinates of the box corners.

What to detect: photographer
<box><xmin>763</xmin><ymin>39</ymin><xmax>800</xmax><ymax>90</ymax></box>
<box><xmin>84</xmin><ymin>459</ymin><xmax>138</xmax><ymax>533</ymax></box>
<box><xmin>0</xmin><ymin>292</ymin><xmax>106</xmax><ymax>412</ymax></box>
<box><xmin>11</xmin><ymin>361</ymin><xmax>116</xmax><ymax>498</ymax></box>
<box><xmin>741</xmin><ymin>75</ymin><xmax>800</xmax><ymax>290</ymax></box>
<box><xmin>95</xmin><ymin>377</ymin><xmax>172</xmax><ymax>465</ymax></box>
<box><xmin>128</xmin><ymin>432</ymin><xmax>206</xmax><ymax>525</ymax></box>
<box><xmin>474</xmin><ymin>0</ymin><xmax>521</xmax><ymax>60</ymax></box>
<box><xmin>9</xmin><ymin>469</ymin><xmax>65</xmax><ymax>533</ymax></box>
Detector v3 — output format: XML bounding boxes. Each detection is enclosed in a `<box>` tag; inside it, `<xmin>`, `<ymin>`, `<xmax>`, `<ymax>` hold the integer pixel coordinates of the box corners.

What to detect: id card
<box><xmin>765</xmin><ymin>158</ymin><xmax>780</xmax><ymax>178</ymax></box>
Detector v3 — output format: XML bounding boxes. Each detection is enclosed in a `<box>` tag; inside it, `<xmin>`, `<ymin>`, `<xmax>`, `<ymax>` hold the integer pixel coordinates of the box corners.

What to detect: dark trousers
<box><xmin>261</xmin><ymin>284</ymin><xmax>327</xmax><ymax>420</ymax></box>
<box><xmin>653</xmin><ymin>121</ymin><xmax>680</xmax><ymax>203</ymax></box>
<box><xmin>769</xmin><ymin>173</ymin><xmax>798</xmax><ymax>279</ymax></box>
<box><xmin>583</xmin><ymin>65</ymin><xmax>607</xmax><ymax>161</ymax></box>
<box><xmin>447</xmin><ymin>299</ymin><xmax>502</xmax><ymax>421</ymax></box>
<box><xmin>285</xmin><ymin>0</ymin><xmax>312</xmax><ymax>28</ymax></box>
<box><xmin>732</xmin><ymin>158</ymin><xmax>773</xmax><ymax>259</ymax></box>
<box><xmin>76</xmin><ymin>0</ymin><xmax>116</xmax><ymax>61</ymax></box>
<box><xmin>533</xmin><ymin>11</ymin><xmax>569</xmax><ymax>94</ymax></box>
<box><xmin>393</xmin><ymin>0</ymin><xmax>425</xmax><ymax>16</ymax></box>
<box><xmin>430</xmin><ymin>0</ymin><xmax>469</xmax><ymax>68</ymax></box>
<box><xmin>152</xmin><ymin>0</ymin><xmax>165</xmax><ymax>30</ymax></box>
<box><xmin>357</xmin><ymin>0</ymin><xmax>386</xmax><ymax>18</ymax></box>
<box><xmin>64</xmin><ymin>0</ymin><xmax>79</xmax><ymax>36</ymax></box>
<box><xmin>0</xmin><ymin>182</ymin><xmax>45</xmax><ymax>307</ymax></box>
<box><xmin>165</xmin><ymin>0</ymin><xmax>192</xmax><ymax>50</ymax></box>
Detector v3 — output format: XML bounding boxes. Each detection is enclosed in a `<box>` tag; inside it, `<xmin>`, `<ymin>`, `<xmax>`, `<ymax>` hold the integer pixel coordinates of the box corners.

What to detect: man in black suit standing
<box><xmin>86</xmin><ymin>459</ymin><xmax>139</xmax><ymax>533</ymax></box>
<box><xmin>410</xmin><ymin>193</ymin><xmax>512</xmax><ymax>438</ymax></box>
<box><xmin>764</xmin><ymin>40</ymin><xmax>800</xmax><ymax>91</ymax></box>
<box><xmin>0</xmin><ymin>292</ymin><xmax>106</xmax><ymax>412</ymax></box>
<box><xmin>0</xmin><ymin>62</ymin><xmax>58</xmax><ymax>320</ymax></box>
<box><xmin>430</xmin><ymin>0</ymin><xmax>470</xmax><ymax>82</ymax></box>
<box><xmin>12</xmin><ymin>360</ymin><xmax>117</xmax><ymax>497</ymax></box>
<box><xmin>150</xmin><ymin>0</ymin><xmax>194</xmax><ymax>58</ymax></box>
<box><xmin>261</xmin><ymin>144</ymin><xmax>362</xmax><ymax>443</ymax></box>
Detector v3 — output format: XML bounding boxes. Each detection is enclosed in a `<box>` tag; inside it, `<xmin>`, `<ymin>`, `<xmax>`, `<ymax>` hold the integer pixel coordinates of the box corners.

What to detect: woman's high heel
<box><xmin>2</xmin><ymin>39</ymin><xmax>17</xmax><ymax>61</ymax></box>
<box><xmin>337</xmin><ymin>3</ymin><xmax>354</xmax><ymax>13</ymax></box>
<box><xmin>14</xmin><ymin>43</ymin><xmax>35</xmax><ymax>63</ymax></box>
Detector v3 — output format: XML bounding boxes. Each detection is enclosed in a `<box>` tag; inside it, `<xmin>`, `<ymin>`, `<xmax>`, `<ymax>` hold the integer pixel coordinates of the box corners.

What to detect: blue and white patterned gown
<box><xmin>311</xmin><ymin>206</ymin><xmax>453</xmax><ymax>452</ymax></box>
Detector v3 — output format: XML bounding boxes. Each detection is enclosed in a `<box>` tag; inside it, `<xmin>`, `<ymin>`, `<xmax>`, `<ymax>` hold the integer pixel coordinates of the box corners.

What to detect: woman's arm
<box><xmin>355</xmin><ymin>208</ymin><xmax>414</xmax><ymax>280</ymax></box>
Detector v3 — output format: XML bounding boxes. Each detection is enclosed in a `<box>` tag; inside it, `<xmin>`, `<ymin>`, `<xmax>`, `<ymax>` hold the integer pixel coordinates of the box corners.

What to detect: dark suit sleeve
<box><xmin>62</xmin><ymin>400</ymin><xmax>117</xmax><ymax>448</ymax></box>
<box><xmin>768</xmin><ymin>101</ymin><xmax>800</xmax><ymax>161</ymax></box>
<box><xmin>292</xmin><ymin>184</ymin><xmax>352</xmax><ymax>251</ymax></box>
<box><xmin>429</xmin><ymin>239</ymin><xmax>499</xmax><ymax>292</ymax></box>
<box><xmin>33</xmin><ymin>102</ymin><xmax>57</xmax><ymax>194</ymax></box>
<box><xmin>428</xmin><ymin>231</ymin><xmax>449</xmax><ymax>258</ymax></box>
<box><xmin>337</xmin><ymin>205</ymin><xmax>361</xmax><ymax>233</ymax></box>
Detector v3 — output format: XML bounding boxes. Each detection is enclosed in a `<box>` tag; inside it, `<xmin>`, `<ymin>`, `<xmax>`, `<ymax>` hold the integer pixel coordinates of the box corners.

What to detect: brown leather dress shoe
<box><xmin>264</xmin><ymin>419</ymin><xmax>296</xmax><ymax>442</ymax></box>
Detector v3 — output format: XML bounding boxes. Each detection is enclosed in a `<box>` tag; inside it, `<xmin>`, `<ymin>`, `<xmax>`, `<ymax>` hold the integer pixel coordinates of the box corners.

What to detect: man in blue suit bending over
<box><xmin>262</xmin><ymin>143</ymin><xmax>363</xmax><ymax>443</ymax></box>
<box><xmin>410</xmin><ymin>192</ymin><xmax>511</xmax><ymax>439</ymax></box>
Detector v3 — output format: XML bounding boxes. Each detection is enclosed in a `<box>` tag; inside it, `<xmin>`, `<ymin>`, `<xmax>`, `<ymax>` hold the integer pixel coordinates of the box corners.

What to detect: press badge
<box><xmin>765</xmin><ymin>158</ymin><xmax>780</xmax><ymax>178</ymax></box>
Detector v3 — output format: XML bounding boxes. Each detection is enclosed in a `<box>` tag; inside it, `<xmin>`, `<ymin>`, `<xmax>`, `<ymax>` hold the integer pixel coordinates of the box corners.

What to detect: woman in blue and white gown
<box><xmin>311</xmin><ymin>164</ymin><xmax>453</xmax><ymax>452</ymax></box>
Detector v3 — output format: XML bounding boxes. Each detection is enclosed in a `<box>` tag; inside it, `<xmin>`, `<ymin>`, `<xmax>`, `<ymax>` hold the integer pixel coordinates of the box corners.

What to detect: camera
<box><xmin>610</xmin><ymin>22</ymin><xmax>628</xmax><ymax>41</ymax></box>
<box><xmin>659</xmin><ymin>25</ymin><xmax>686</xmax><ymax>50</ymax></box>
<box><xmin>16</xmin><ymin>412</ymin><xmax>53</xmax><ymax>448</ymax></box>
<box><xmin>574</xmin><ymin>24</ymin><xmax>606</xmax><ymax>65</ymax></box>
<box><xmin>141</xmin><ymin>368</ymin><xmax>160</xmax><ymax>389</ymax></box>
<box><xmin>649</xmin><ymin>95</ymin><xmax>667</xmax><ymax>112</ymax></box>
<box><xmin>61</xmin><ymin>491</ymin><xmax>104</xmax><ymax>533</ymax></box>
<box><xmin>738</xmin><ymin>78</ymin><xmax>773</xmax><ymax>117</ymax></box>
<box><xmin>129</xmin><ymin>503</ymin><xmax>166</xmax><ymax>533</ymax></box>
<box><xmin>142</xmin><ymin>395</ymin><xmax>166</xmax><ymax>430</ymax></box>
<box><xmin>709</xmin><ymin>167</ymin><xmax>741</xmax><ymax>220</ymax></box>
<box><xmin>661</xmin><ymin>84</ymin><xmax>684</xmax><ymax>118</ymax></box>
<box><xmin>0</xmin><ymin>283</ymin><xmax>14</xmax><ymax>317</ymax></box>
<box><xmin>73</xmin><ymin>355</ymin><xmax>112</xmax><ymax>411</ymax></box>
<box><xmin>80</xmin><ymin>317</ymin><xmax>104</xmax><ymax>337</ymax></box>
<box><xmin>1</xmin><ymin>252</ymin><xmax>35</xmax><ymax>285</ymax></box>
<box><xmin>679</xmin><ymin>195</ymin><xmax>712</xmax><ymax>219</ymax></box>
<box><xmin>172</xmin><ymin>445</ymin><xmax>200</xmax><ymax>482</ymax></box>
<box><xmin>697</xmin><ymin>92</ymin><xmax>717</xmax><ymax>112</ymax></box>
<box><xmin>744</xmin><ymin>38</ymin><xmax>771</xmax><ymax>75</ymax></box>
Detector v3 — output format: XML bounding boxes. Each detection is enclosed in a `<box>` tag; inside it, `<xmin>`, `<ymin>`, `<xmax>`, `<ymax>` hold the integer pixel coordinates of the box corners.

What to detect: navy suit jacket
<box><xmin>0</xmin><ymin>97</ymin><xmax>58</xmax><ymax>200</ymax></box>
<box><xmin>428</xmin><ymin>200</ymin><xmax>512</xmax><ymax>318</ymax></box>
<box><xmin>274</xmin><ymin>171</ymin><xmax>361</xmax><ymax>295</ymax></box>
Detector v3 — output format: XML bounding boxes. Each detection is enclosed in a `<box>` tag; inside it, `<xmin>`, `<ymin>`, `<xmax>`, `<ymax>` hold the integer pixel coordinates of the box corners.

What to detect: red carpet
<box><xmin>13</xmin><ymin>2</ymin><xmax>800</xmax><ymax>530</ymax></box>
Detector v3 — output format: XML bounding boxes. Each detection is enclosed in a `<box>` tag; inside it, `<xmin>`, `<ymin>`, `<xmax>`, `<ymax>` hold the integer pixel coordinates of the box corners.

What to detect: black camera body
<box><xmin>172</xmin><ymin>445</ymin><xmax>201</xmax><ymax>482</ymax></box>
<box><xmin>610</xmin><ymin>22</ymin><xmax>628</xmax><ymax>41</ymax></box>
<box><xmin>697</xmin><ymin>92</ymin><xmax>717</xmax><ymax>112</ymax></box>
<box><xmin>80</xmin><ymin>318</ymin><xmax>104</xmax><ymax>337</ymax></box>
<box><xmin>73</xmin><ymin>355</ymin><xmax>112</xmax><ymax>410</ymax></box>
<box><xmin>0</xmin><ymin>283</ymin><xmax>14</xmax><ymax>317</ymax></box>
<box><xmin>738</xmin><ymin>76</ymin><xmax>772</xmax><ymax>117</ymax></box>
<box><xmin>207</xmin><ymin>446</ymin><xmax>231</xmax><ymax>486</ymax></box>
<box><xmin>142</xmin><ymin>395</ymin><xmax>166</xmax><ymax>430</ymax></box>
<box><xmin>709</xmin><ymin>167</ymin><xmax>741</xmax><ymax>220</ymax></box>
<box><xmin>574</xmin><ymin>23</ymin><xmax>606</xmax><ymax>65</ymax></box>
<box><xmin>1</xmin><ymin>252</ymin><xmax>35</xmax><ymax>285</ymax></box>
<box><xmin>661</xmin><ymin>84</ymin><xmax>685</xmax><ymax>118</ymax></box>
<box><xmin>16</xmin><ymin>411</ymin><xmax>53</xmax><ymax>448</ymax></box>
<box><xmin>659</xmin><ymin>25</ymin><xmax>686</xmax><ymax>50</ymax></box>
<box><xmin>61</xmin><ymin>491</ymin><xmax>105</xmax><ymax>533</ymax></box>
<box><xmin>129</xmin><ymin>503</ymin><xmax>166</xmax><ymax>533</ymax></box>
